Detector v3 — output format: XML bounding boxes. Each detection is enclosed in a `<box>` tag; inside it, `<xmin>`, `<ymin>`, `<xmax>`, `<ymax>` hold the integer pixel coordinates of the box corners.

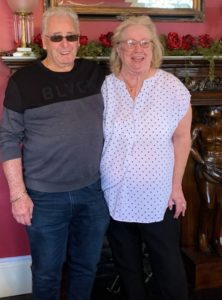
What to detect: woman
<box><xmin>100</xmin><ymin>16</ymin><xmax>192</xmax><ymax>300</ymax></box>
<box><xmin>191</xmin><ymin>106</ymin><xmax>222</xmax><ymax>257</ymax></box>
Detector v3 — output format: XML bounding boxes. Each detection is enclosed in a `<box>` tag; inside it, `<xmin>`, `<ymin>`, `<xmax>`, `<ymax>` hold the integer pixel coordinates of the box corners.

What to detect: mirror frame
<box><xmin>44</xmin><ymin>0</ymin><xmax>204</xmax><ymax>21</ymax></box>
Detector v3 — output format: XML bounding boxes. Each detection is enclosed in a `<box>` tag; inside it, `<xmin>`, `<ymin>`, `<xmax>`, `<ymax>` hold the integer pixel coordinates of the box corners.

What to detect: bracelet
<box><xmin>10</xmin><ymin>190</ymin><xmax>27</xmax><ymax>203</ymax></box>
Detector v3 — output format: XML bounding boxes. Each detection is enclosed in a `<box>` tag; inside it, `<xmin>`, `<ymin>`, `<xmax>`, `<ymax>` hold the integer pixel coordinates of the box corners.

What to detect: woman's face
<box><xmin>117</xmin><ymin>24</ymin><xmax>153</xmax><ymax>75</ymax></box>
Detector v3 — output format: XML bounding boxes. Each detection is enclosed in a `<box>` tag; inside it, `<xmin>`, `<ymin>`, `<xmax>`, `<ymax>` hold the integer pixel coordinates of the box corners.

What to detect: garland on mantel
<box><xmin>32</xmin><ymin>31</ymin><xmax>222</xmax><ymax>58</ymax></box>
<box><xmin>29</xmin><ymin>31</ymin><xmax>222</xmax><ymax>81</ymax></box>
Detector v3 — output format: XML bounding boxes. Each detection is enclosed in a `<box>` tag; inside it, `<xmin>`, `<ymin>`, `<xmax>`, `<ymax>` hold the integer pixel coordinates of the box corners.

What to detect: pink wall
<box><xmin>0</xmin><ymin>0</ymin><xmax>44</xmax><ymax>258</ymax></box>
<box><xmin>0</xmin><ymin>0</ymin><xmax>222</xmax><ymax>258</ymax></box>
<box><xmin>80</xmin><ymin>0</ymin><xmax>222</xmax><ymax>40</ymax></box>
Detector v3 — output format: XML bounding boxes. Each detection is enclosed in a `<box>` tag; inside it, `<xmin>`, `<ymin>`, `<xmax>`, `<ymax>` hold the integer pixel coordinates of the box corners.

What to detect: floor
<box><xmin>1</xmin><ymin>250</ymin><xmax>222</xmax><ymax>300</ymax></box>
<box><xmin>2</xmin><ymin>290</ymin><xmax>222</xmax><ymax>299</ymax></box>
<box><xmin>2</xmin><ymin>278</ymin><xmax>222</xmax><ymax>300</ymax></box>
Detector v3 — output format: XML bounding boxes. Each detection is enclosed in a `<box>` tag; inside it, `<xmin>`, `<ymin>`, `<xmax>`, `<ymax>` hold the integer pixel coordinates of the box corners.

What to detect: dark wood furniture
<box><xmin>2</xmin><ymin>55</ymin><xmax>222</xmax><ymax>294</ymax></box>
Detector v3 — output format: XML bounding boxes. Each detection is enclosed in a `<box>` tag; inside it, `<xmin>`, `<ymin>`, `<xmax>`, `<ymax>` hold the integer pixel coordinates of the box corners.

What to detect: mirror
<box><xmin>45</xmin><ymin>0</ymin><xmax>204</xmax><ymax>21</ymax></box>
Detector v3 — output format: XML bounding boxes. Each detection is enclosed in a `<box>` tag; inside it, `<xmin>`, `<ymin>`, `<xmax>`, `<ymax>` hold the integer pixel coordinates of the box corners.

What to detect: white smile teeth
<box><xmin>133</xmin><ymin>57</ymin><xmax>144</xmax><ymax>61</ymax></box>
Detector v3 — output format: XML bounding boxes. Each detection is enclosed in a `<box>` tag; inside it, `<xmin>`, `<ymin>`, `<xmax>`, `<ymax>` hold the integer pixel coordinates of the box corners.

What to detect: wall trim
<box><xmin>0</xmin><ymin>255</ymin><xmax>32</xmax><ymax>298</ymax></box>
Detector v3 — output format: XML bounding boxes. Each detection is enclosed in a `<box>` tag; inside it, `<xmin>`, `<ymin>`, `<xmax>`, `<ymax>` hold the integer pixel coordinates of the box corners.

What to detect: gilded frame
<box><xmin>44</xmin><ymin>0</ymin><xmax>204</xmax><ymax>21</ymax></box>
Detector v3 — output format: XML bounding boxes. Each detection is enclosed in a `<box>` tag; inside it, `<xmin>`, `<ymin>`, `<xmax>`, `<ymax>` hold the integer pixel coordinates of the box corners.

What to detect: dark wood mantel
<box><xmin>161</xmin><ymin>57</ymin><xmax>222</xmax><ymax>106</ymax></box>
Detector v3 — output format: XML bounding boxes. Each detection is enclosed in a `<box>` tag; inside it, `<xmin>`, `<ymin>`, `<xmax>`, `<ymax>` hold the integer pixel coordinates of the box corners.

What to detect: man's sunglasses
<box><xmin>45</xmin><ymin>34</ymin><xmax>79</xmax><ymax>43</ymax></box>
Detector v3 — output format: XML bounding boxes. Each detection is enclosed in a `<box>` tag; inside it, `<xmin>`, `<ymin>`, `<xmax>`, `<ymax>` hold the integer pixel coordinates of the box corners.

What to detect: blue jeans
<box><xmin>26</xmin><ymin>180</ymin><xmax>110</xmax><ymax>300</ymax></box>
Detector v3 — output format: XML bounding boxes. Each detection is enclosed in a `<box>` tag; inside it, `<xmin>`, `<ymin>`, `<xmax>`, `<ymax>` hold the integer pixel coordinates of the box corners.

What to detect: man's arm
<box><xmin>3</xmin><ymin>158</ymin><xmax>33</xmax><ymax>226</ymax></box>
<box><xmin>168</xmin><ymin>105</ymin><xmax>192</xmax><ymax>218</ymax></box>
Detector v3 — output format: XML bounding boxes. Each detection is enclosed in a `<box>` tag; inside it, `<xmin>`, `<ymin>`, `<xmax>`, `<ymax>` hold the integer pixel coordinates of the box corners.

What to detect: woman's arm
<box><xmin>168</xmin><ymin>105</ymin><xmax>192</xmax><ymax>218</ymax></box>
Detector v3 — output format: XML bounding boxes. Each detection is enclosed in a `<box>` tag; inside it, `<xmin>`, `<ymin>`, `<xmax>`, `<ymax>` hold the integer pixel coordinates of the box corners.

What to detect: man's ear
<box><xmin>77</xmin><ymin>35</ymin><xmax>80</xmax><ymax>48</ymax></box>
<box><xmin>42</xmin><ymin>34</ymin><xmax>47</xmax><ymax>50</ymax></box>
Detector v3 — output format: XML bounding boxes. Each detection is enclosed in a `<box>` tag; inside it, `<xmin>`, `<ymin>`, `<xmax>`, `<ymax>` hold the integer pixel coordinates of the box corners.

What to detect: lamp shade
<box><xmin>7</xmin><ymin>0</ymin><xmax>38</xmax><ymax>13</ymax></box>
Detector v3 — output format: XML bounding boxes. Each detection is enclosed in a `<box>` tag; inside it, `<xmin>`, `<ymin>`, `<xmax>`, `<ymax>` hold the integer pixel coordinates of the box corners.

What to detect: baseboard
<box><xmin>0</xmin><ymin>255</ymin><xmax>32</xmax><ymax>298</ymax></box>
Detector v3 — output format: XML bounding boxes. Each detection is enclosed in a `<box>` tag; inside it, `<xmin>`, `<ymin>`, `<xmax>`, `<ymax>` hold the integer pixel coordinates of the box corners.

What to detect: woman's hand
<box><xmin>168</xmin><ymin>188</ymin><xmax>187</xmax><ymax>218</ymax></box>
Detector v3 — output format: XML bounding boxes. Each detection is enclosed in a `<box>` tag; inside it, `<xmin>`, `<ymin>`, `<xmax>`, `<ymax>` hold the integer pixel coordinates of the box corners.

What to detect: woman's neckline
<box><xmin>117</xmin><ymin>68</ymin><xmax>158</xmax><ymax>100</ymax></box>
<box><xmin>117</xmin><ymin>68</ymin><xmax>158</xmax><ymax>82</ymax></box>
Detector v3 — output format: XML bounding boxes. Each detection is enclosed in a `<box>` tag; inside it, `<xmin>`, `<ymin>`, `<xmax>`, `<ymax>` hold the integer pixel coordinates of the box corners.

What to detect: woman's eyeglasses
<box><xmin>45</xmin><ymin>34</ymin><xmax>79</xmax><ymax>43</ymax></box>
<box><xmin>119</xmin><ymin>39</ymin><xmax>153</xmax><ymax>49</ymax></box>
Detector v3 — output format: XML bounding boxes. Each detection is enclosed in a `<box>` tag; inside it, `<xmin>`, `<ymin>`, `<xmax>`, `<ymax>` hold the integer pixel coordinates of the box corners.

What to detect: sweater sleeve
<box><xmin>4</xmin><ymin>77</ymin><xmax>24</xmax><ymax>113</ymax></box>
<box><xmin>0</xmin><ymin>107</ymin><xmax>25</xmax><ymax>162</ymax></box>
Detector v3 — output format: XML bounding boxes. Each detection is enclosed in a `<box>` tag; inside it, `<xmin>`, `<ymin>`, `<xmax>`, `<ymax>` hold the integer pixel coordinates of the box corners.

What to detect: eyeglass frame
<box><xmin>118</xmin><ymin>39</ymin><xmax>153</xmax><ymax>49</ymax></box>
<box><xmin>45</xmin><ymin>34</ymin><xmax>79</xmax><ymax>43</ymax></box>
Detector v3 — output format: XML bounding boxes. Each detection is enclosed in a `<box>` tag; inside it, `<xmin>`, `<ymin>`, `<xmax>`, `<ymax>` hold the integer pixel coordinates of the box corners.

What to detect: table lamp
<box><xmin>7</xmin><ymin>0</ymin><xmax>38</xmax><ymax>57</ymax></box>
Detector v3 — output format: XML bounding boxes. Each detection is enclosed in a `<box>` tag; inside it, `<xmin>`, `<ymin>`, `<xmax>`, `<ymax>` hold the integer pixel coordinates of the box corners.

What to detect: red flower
<box><xmin>79</xmin><ymin>35</ymin><xmax>88</xmax><ymax>46</ymax></box>
<box><xmin>33</xmin><ymin>33</ymin><xmax>43</xmax><ymax>48</ymax></box>
<box><xmin>99</xmin><ymin>32</ymin><xmax>113</xmax><ymax>48</ymax></box>
<box><xmin>167</xmin><ymin>32</ymin><xmax>182</xmax><ymax>50</ymax></box>
<box><xmin>198</xmin><ymin>34</ymin><xmax>213</xmax><ymax>48</ymax></box>
<box><xmin>182</xmin><ymin>34</ymin><xmax>196</xmax><ymax>51</ymax></box>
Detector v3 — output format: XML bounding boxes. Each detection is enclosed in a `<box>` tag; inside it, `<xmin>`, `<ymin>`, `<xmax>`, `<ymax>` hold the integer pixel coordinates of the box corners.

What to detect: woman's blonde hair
<box><xmin>42</xmin><ymin>7</ymin><xmax>79</xmax><ymax>35</ymax></box>
<box><xmin>110</xmin><ymin>15</ymin><xmax>163</xmax><ymax>75</ymax></box>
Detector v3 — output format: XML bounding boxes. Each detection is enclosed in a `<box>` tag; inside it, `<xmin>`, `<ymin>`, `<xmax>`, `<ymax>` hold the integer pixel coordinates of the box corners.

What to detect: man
<box><xmin>0</xmin><ymin>7</ymin><xmax>109</xmax><ymax>300</ymax></box>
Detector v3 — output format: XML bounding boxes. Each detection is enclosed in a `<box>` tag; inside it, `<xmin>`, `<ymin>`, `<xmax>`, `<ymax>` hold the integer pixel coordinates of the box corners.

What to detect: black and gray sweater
<box><xmin>0</xmin><ymin>59</ymin><xmax>105</xmax><ymax>192</ymax></box>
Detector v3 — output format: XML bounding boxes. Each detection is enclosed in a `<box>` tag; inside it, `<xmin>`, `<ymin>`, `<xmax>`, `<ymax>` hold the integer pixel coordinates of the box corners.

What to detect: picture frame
<box><xmin>44</xmin><ymin>0</ymin><xmax>204</xmax><ymax>21</ymax></box>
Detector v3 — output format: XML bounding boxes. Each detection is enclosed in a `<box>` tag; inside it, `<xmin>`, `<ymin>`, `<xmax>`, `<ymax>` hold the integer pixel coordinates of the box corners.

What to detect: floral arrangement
<box><xmin>160</xmin><ymin>32</ymin><xmax>222</xmax><ymax>58</ymax></box>
<box><xmin>32</xmin><ymin>31</ymin><xmax>222</xmax><ymax>59</ymax></box>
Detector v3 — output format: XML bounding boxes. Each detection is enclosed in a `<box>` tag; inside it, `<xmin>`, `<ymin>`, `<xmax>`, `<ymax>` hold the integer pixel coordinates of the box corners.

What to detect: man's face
<box><xmin>42</xmin><ymin>15</ymin><xmax>79</xmax><ymax>72</ymax></box>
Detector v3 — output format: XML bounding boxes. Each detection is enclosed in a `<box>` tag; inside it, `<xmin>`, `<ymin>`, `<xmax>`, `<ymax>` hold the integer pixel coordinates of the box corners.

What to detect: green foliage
<box><xmin>77</xmin><ymin>42</ymin><xmax>111</xmax><ymax>58</ymax></box>
<box><xmin>29</xmin><ymin>43</ymin><xmax>46</xmax><ymax>59</ymax></box>
<box><xmin>197</xmin><ymin>41</ymin><xmax>222</xmax><ymax>81</ymax></box>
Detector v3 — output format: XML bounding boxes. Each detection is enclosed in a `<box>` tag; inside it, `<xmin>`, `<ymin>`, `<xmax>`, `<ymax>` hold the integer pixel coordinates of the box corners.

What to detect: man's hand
<box><xmin>11</xmin><ymin>194</ymin><xmax>34</xmax><ymax>226</ymax></box>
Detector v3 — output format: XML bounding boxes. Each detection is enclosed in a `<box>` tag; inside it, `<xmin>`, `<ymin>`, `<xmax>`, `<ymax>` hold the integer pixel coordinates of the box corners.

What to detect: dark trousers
<box><xmin>26</xmin><ymin>180</ymin><xmax>110</xmax><ymax>300</ymax></box>
<box><xmin>108</xmin><ymin>208</ymin><xmax>188</xmax><ymax>300</ymax></box>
